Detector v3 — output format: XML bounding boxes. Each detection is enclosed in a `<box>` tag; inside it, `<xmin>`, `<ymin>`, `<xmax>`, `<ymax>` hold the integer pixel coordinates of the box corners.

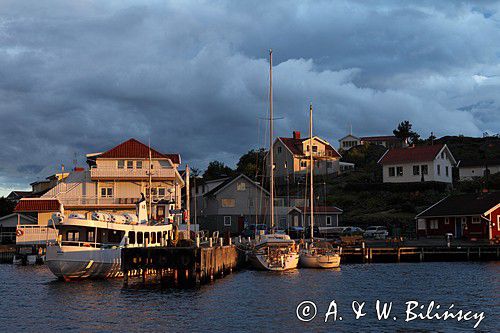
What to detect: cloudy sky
<box><xmin>1</xmin><ymin>0</ymin><xmax>499</xmax><ymax>195</ymax></box>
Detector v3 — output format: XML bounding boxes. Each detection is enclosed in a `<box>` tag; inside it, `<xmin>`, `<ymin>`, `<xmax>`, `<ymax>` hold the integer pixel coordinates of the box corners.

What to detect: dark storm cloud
<box><xmin>0</xmin><ymin>0</ymin><xmax>499</xmax><ymax>193</ymax></box>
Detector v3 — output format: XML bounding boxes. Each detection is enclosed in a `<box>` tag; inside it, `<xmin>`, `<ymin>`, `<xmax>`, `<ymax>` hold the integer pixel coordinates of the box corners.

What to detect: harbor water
<box><xmin>0</xmin><ymin>262</ymin><xmax>498</xmax><ymax>332</ymax></box>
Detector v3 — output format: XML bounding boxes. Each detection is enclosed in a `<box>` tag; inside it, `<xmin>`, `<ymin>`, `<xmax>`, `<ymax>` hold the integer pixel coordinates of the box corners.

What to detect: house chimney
<box><xmin>293</xmin><ymin>131</ymin><xmax>301</xmax><ymax>139</ymax></box>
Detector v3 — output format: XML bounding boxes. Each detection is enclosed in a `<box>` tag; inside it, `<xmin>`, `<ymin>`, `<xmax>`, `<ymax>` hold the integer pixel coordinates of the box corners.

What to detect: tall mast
<box><xmin>148</xmin><ymin>139</ymin><xmax>152</xmax><ymax>222</ymax></box>
<box><xmin>185</xmin><ymin>164</ymin><xmax>190</xmax><ymax>240</ymax></box>
<box><xmin>269</xmin><ymin>49</ymin><xmax>274</xmax><ymax>230</ymax></box>
<box><xmin>309</xmin><ymin>103</ymin><xmax>314</xmax><ymax>240</ymax></box>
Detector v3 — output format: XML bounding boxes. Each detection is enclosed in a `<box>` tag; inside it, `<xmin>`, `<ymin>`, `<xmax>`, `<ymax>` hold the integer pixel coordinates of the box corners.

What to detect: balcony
<box><xmin>58</xmin><ymin>196</ymin><xmax>140</xmax><ymax>207</ymax></box>
<box><xmin>90</xmin><ymin>166</ymin><xmax>177</xmax><ymax>180</ymax></box>
<box><xmin>16</xmin><ymin>225</ymin><xmax>58</xmax><ymax>245</ymax></box>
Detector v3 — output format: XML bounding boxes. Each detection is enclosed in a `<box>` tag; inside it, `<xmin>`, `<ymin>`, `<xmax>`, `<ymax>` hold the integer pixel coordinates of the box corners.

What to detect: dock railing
<box><xmin>16</xmin><ymin>225</ymin><xmax>58</xmax><ymax>246</ymax></box>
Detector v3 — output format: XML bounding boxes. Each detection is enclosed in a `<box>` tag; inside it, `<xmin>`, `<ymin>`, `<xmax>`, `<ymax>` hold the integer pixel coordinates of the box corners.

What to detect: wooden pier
<box><xmin>121</xmin><ymin>241</ymin><xmax>240</xmax><ymax>287</ymax></box>
<box><xmin>341</xmin><ymin>244</ymin><xmax>500</xmax><ymax>263</ymax></box>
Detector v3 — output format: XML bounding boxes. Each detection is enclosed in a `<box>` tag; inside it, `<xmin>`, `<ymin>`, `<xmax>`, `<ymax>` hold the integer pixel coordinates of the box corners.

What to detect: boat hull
<box><xmin>249</xmin><ymin>252</ymin><xmax>299</xmax><ymax>271</ymax></box>
<box><xmin>46</xmin><ymin>245</ymin><xmax>122</xmax><ymax>280</ymax></box>
<box><xmin>299</xmin><ymin>252</ymin><xmax>340</xmax><ymax>269</ymax></box>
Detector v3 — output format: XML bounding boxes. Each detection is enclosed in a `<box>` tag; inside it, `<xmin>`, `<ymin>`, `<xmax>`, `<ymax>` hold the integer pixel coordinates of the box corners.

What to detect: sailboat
<box><xmin>248</xmin><ymin>50</ymin><xmax>299</xmax><ymax>271</ymax></box>
<box><xmin>299</xmin><ymin>104</ymin><xmax>341</xmax><ymax>269</ymax></box>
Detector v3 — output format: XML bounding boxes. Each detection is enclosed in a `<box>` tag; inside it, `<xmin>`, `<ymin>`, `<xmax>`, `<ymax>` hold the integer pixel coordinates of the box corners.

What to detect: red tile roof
<box><xmin>361</xmin><ymin>135</ymin><xmax>401</xmax><ymax>142</ymax></box>
<box><xmin>296</xmin><ymin>206</ymin><xmax>343</xmax><ymax>213</ymax></box>
<box><xmin>278</xmin><ymin>137</ymin><xmax>341</xmax><ymax>158</ymax></box>
<box><xmin>379</xmin><ymin>144</ymin><xmax>445</xmax><ymax>165</ymax></box>
<box><xmin>97</xmin><ymin>138</ymin><xmax>180</xmax><ymax>164</ymax></box>
<box><xmin>14</xmin><ymin>199</ymin><xmax>60</xmax><ymax>212</ymax></box>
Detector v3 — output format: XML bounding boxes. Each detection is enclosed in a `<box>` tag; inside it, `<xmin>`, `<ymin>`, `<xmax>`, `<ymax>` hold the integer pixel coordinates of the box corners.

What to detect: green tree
<box><xmin>0</xmin><ymin>197</ymin><xmax>16</xmax><ymax>217</ymax></box>
<box><xmin>393</xmin><ymin>120</ymin><xmax>420</xmax><ymax>145</ymax></box>
<box><xmin>236</xmin><ymin>148</ymin><xmax>267</xmax><ymax>180</ymax></box>
<box><xmin>202</xmin><ymin>161</ymin><xmax>234</xmax><ymax>180</ymax></box>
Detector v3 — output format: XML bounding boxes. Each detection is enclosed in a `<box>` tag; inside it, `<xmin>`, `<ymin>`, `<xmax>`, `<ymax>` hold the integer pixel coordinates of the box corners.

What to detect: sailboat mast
<box><xmin>309</xmin><ymin>103</ymin><xmax>314</xmax><ymax>240</ymax></box>
<box><xmin>148</xmin><ymin>140</ymin><xmax>152</xmax><ymax>222</ymax></box>
<box><xmin>269</xmin><ymin>49</ymin><xmax>274</xmax><ymax>230</ymax></box>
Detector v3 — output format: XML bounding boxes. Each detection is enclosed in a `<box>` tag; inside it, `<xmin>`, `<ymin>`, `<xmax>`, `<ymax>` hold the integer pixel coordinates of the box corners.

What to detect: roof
<box><xmin>96</xmin><ymin>138</ymin><xmax>181</xmax><ymax>164</ymax></box>
<box><xmin>278</xmin><ymin>137</ymin><xmax>341</xmax><ymax>158</ymax></box>
<box><xmin>14</xmin><ymin>199</ymin><xmax>61</xmax><ymax>212</ymax></box>
<box><xmin>458</xmin><ymin>158</ymin><xmax>500</xmax><ymax>168</ymax></box>
<box><xmin>204</xmin><ymin>174</ymin><xmax>270</xmax><ymax>197</ymax></box>
<box><xmin>338</xmin><ymin>134</ymin><xmax>360</xmax><ymax>141</ymax></box>
<box><xmin>0</xmin><ymin>213</ymin><xmax>37</xmax><ymax>226</ymax></box>
<box><xmin>361</xmin><ymin>135</ymin><xmax>401</xmax><ymax>142</ymax></box>
<box><xmin>294</xmin><ymin>206</ymin><xmax>343</xmax><ymax>214</ymax></box>
<box><xmin>7</xmin><ymin>191</ymin><xmax>32</xmax><ymax>199</ymax></box>
<box><xmin>416</xmin><ymin>191</ymin><xmax>500</xmax><ymax>218</ymax></box>
<box><xmin>378</xmin><ymin>144</ymin><xmax>450</xmax><ymax>165</ymax></box>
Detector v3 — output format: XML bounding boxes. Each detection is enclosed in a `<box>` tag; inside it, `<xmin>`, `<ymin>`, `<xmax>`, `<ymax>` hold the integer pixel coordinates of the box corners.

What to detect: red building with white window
<box><xmin>415</xmin><ymin>191</ymin><xmax>500</xmax><ymax>242</ymax></box>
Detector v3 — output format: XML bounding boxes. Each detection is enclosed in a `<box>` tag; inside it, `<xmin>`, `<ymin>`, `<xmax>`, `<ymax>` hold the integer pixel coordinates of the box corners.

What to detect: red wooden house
<box><xmin>415</xmin><ymin>191</ymin><xmax>500</xmax><ymax>241</ymax></box>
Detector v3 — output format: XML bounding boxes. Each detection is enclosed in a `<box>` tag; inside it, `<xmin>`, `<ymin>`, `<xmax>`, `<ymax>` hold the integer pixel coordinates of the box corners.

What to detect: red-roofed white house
<box><xmin>378</xmin><ymin>144</ymin><xmax>456</xmax><ymax>183</ymax></box>
<box><xmin>266</xmin><ymin>131</ymin><xmax>342</xmax><ymax>182</ymax></box>
<box><xmin>15</xmin><ymin>138</ymin><xmax>184</xmax><ymax>225</ymax></box>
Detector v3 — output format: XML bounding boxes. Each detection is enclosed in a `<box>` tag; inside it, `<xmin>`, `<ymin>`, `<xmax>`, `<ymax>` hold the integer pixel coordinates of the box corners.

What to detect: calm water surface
<box><xmin>0</xmin><ymin>262</ymin><xmax>498</xmax><ymax>332</ymax></box>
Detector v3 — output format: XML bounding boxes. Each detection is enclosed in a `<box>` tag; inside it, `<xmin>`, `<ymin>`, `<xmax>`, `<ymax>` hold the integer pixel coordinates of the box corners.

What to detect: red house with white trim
<box><xmin>415</xmin><ymin>191</ymin><xmax>500</xmax><ymax>242</ymax></box>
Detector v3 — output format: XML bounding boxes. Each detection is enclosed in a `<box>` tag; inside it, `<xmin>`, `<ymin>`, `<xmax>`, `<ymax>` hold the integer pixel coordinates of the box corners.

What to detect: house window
<box><xmin>300</xmin><ymin>161</ymin><xmax>307</xmax><ymax>168</ymax></box>
<box><xmin>277</xmin><ymin>146</ymin><xmax>282</xmax><ymax>154</ymax></box>
<box><xmin>421</xmin><ymin>165</ymin><xmax>428</xmax><ymax>175</ymax></box>
<box><xmin>306</xmin><ymin>145</ymin><xmax>310</xmax><ymax>152</ymax></box>
<box><xmin>117</xmin><ymin>160</ymin><xmax>125</xmax><ymax>169</ymax></box>
<box><xmin>137</xmin><ymin>232</ymin><xmax>143</xmax><ymax>245</ymax></box>
<box><xmin>430</xmin><ymin>219</ymin><xmax>439</xmax><ymax>230</ymax></box>
<box><xmin>437</xmin><ymin>165</ymin><xmax>441</xmax><ymax>175</ymax></box>
<box><xmin>237</xmin><ymin>182</ymin><xmax>246</xmax><ymax>191</ymax></box>
<box><xmin>326</xmin><ymin>216</ymin><xmax>332</xmax><ymax>226</ymax></box>
<box><xmin>312</xmin><ymin>145</ymin><xmax>318</xmax><ymax>153</ymax></box>
<box><xmin>417</xmin><ymin>220</ymin><xmax>426</xmax><ymax>230</ymax></box>
<box><xmin>136</xmin><ymin>161</ymin><xmax>143</xmax><ymax>169</ymax></box>
<box><xmin>128</xmin><ymin>231</ymin><xmax>136</xmax><ymax>244</ymax></box>
<box><xmin>327</xmin><ymin>161</ymin><xmax>332</xmax><ymax>168</ymax></box>
<box><xmin>498</xmin><ymin>216</ymin><xmax>500</xmax><ymax>231</ymax></box>
<box><xmin>100</xmin><ymin>187</ymin><xmax>113</xmax><ymax>197</ymax></box>
<box><xmin>444</xmin><ymin>217</ymin><xmax>450</xmax><ymax>225</ymax></box>
<box><xmin>445</xmin><ymin>166</ymin><xmax>449</xmax><ymax>177</ymax></box>
<box><xmin>127</xmin><ymin>160</ymin><xmax>134</xmax><ymax>169</ymax></box>
<box><xmin>388</xmin><ymin>167</ymin><xmax>395</xmax><ymax>177</ymax></box>
<box><xmin>221</xmin><ymin>199</ymin><xmax>235</xmax><ymax>208</ymax></box>
<box><xmin>158</xmin><ymin>188</ymin><xmax>166</xmax><ymax>196</ymax></box>
<box><xmin>471</xmin><ymin>217</ymin><xmax>481</xmax><ymax>224</ymax></box>
<box><xmin>413</xmin><ymin>165</ymin><xmax>420</xmax><ymax>176</ymax></box>
<box><xmin>224</xmin><ymin>216</ymin><xmax>231</xmax><ymax>226</ymax></box>
<box><xmin>87</xmin><ymin>231</ymin><xmax>95</xmax><ymax>242</ymax></box>
<box><xmin>396</xmin><ymin>166</ymin><xmax>403</xmax><ymax>177</ymax></box>
<box><xmin>249</xmin><ymin>198</ymin><xmax>254</xmax><ymax>207</ymax></box>
<box><xmin>67</xmin><ymin>231</ymin><xmax>79</xmax><ymax>242</ymax></box>
<box><xmin>284</xmin><ymin>161</ymin><xmax>287</xmax><ymax>169</ymax></box>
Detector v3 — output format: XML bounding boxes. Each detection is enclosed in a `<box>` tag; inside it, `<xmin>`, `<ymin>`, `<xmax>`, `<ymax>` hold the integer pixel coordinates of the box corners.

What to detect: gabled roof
<box><xmin>338</xmin><ymin>134</ymin><xmax>360</xmax><ymax>141</ymax></box>
<box><xmin>361</xmin><ymin>135</ymin><xmax>401</xmax><ymax>142</ymax></box>
<box><xmin>204</xmin><ymin>174</ymin><xmax>270</xmax><ymax>197</ymax></box>
<box><xmin>416</xmin><ymin>191</ymin><xmax>500</xmax><ymax>218</ymax></box>
<box><xmin>14</xmin><ymin>199</ymin><xmax>61</xmax><ymax>212</ymax></box>
<box><xmin>277</xmin><ymin>137</ymin><xmax>341</xmax><ymax>158</ymax></box>
<box><xmin>293</xmin><ymin>206</ymin><xmax>343</xmax><ymax>214</ymax></box>
<box><xmin>0</xmin><ymin>213</ymin><xmax>37</xmax><ymax>224</ymax></box>
<box><xmin>378</xmin><ymin>144</ymin><xmax>455</xmax><ymax>165</ymax></box>
<box><xmin>96</xmin><ymin>138</ymin><xmax>181</xmax><ymax>164</ymax></box>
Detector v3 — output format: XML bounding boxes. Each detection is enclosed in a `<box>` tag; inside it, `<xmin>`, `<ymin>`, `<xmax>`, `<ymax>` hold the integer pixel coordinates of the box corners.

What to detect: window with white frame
<box><xmin>158</xmin><ymin>188</ymin><xmax>166</xmax><ymax>196</ymax></box>
<box><xmin>136</xmin><ymin>161</ymin><xmax>143</xmax><ymax>169</ymax></box>
<box><xmin>445</xmin><ymin>166</ymin><xmax>449</xmax><ymax>177</ymax></box>
<box><xmin>277</xmin><ymin>146</ymin><xmax>282</xmax><ymax>154</ymax></box>
<box><xmin>389</xmin><ymin>167</ymin><xmax>395</xmax><ymax>177</ymax></box>
<box><xmin>100</xmin><ymin>187</ymin><xmax>113</xmax><ymax>197</ymax></box>
<box><xmin>396</xmin><ymin>166</ymin><xmax>403</xmax><ymax>177</ymax></box>
<box><xmin>237</xmin><ymin>182</ymin><xmax>246</xmax><ymax>191</ymax></box>
<box><xmin>249</xmin><ymin>198</ymin><xmax>254</xmax><ymax>207</ymax></box>
<box><xmin>413</xmin><ymin>165</ymin><xmax>420</xmax><ymax>176</ymax></box>
<box><xmin>221</xmin><ymin>199</ymin><xmax>235</xmax><ymax>208</ymax></box>
<box><xmin>127</xmin><ymin>160</ymin><xmax>134</xmax><ymax>169</ymax></box>
<box><xmin>326</xmin><ymin>216</ymin><xmax>332</xmax><ymax>226</ymax></box>
<box><xmin>444</xmin><ymin>217</ymin><xmax>450</xmax><ymax>225</ymax></box>
<box><xmin>224</xmin><ymin>216</ymin><xmax>231</xmax><ymax>226</ymax></box>
<box><xmin>417</xmin><ymin>220</ymin><xmax>426</xmax><ymax>230</ymax></box>
<box><xmin>300</xmin><ymin>161</ymin><xmax>307</xmax><ymax>168</ymax></box>
<box><xmin>471</xmin><ymin>216</ymin><xmax>481</xmax><ymax>224</ymax></box>
<box><xmin>421</xmin><ymin>165</ymin><xmax>428</xmax><ymax>175</ymax></box>
<box><xmin>437</xmin><ymin>165</ymin><xmax>441</xmax><ymax>175</ymax></box>
<box><xmin>117</xmin><ymin>160</ymin><xmax>125</xmax><ymax>169</ymax></box>
<box><xmin>430</xmin><ymin>219</ymin><xmax>439</xmax><ymax>229</ymax></box>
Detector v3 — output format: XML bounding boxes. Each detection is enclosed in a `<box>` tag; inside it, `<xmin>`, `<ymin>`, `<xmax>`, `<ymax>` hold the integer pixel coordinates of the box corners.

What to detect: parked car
<box><xmin>363</xmin><ymin>226</ymin><xmax>389</xmax><ymax>239</ymax></box>
<box><xmin>240</xmin><ymin>224</ymin><xmax>267</xmax><ymax>238</ymax></box>
<box><xmin>286</xmin><ymin>226</ymin><xmax>304</xmax><ymax>239</ymax></box>
<box><xmin>343</xmin><ymin>226</ymin><xmax>364</xmax><ymax>236</ymax></box>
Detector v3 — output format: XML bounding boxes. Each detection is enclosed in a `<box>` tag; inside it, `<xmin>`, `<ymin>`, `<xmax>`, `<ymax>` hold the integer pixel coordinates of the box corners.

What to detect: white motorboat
<box><xmin>248</xmin><ymin>234</ymin><xmax>299</xmax><ymax>271</ymax></box>
<box><xmin>46</xmin><ymin>198</ymin><xmax>173</xmax><ymax>280</ymax></box>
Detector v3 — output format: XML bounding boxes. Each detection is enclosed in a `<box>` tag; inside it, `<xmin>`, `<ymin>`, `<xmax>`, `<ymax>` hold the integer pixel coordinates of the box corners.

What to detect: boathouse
<box><xmin>415</xmin><ymin>191</ymin><xmax>500</xmax><ymax>241</ymax></box>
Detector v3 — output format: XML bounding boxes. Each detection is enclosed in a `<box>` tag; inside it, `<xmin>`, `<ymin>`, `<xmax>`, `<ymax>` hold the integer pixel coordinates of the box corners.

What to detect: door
<box><xmin>293</xmin><ymin>215</ymin><xmax>299</xmax><ymax>227</ymax></box>
<box><xmin>455</xmin><ymin>218</ymin><xmax>462</xmax><ymax>238</ymax></box>
<box><xmin>238</xmin><ymin>216</ymin><xmax>245</xmax><ymax>233</ymax></box>
<box><xmin>157</xmin><ymin>205</ymin><xmax>166</xmax><ymax>222</ymax></box>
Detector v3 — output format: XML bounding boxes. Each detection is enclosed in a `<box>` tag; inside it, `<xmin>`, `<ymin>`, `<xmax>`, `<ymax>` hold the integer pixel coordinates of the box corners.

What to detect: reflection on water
<box><xmin>0</xmin><ymin>262</ymin><xmax>498</xmax><ymax>332</ymax></box>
